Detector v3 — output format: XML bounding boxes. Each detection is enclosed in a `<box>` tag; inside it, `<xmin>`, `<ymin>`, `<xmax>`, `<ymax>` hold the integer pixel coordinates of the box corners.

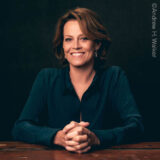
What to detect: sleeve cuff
<box><xmin>37</xmin><ymin>127</ymin><xmax>61</xmax><ymax>147</ymax></box>
<box><xmin>91</xmin><ymin>129</ymin><xmax>116</xmax><ymax>149</ymax></box>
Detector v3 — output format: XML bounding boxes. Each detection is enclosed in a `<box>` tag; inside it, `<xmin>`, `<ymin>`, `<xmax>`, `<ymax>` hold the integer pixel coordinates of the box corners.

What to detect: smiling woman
<box><xmin>12</xmin><ymin>7</ymin><xmax>144</xmax><ymax>154</ymax></box>
<box><xmin>53</xmin><ymin>7</ymin><xmax>111</xmax><ymax>69</ymax></box>
<box><xmin>62</xmin><ymin>20</ymin><xmax>100</xmax><ymax>101</ymax></box>
<box><xmin>63</xmin><ymin>20</ymin><xmax>99</xmax><ymax>69</ymax></box>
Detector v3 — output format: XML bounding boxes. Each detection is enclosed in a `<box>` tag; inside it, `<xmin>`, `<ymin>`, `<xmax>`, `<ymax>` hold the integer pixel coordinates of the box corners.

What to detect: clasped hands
<box><xmin>53</xmin><ymin>121</ymin><xmax>100</xmax><ymax>154</ymax></box>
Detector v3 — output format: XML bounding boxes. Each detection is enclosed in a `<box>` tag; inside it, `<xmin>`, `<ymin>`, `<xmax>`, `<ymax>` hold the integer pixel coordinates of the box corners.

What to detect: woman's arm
<box><xmin>91</xmin><ymin>116</ymin><xmax>143</xmax><ymax>149</ymax></box>
<box><xmin>91</xmin><ymin>67</ymin><xmax>144</xmax><ymax>149</ymax></box>
<box><xmin>63</xmin><ymin>67</ymin><xmax>144</xmax><ymax>150</ymax></box>
<box><xmin>12</xmin><ymin>69</ymin><xmax>61</xmax><ymax>147</ymax></box>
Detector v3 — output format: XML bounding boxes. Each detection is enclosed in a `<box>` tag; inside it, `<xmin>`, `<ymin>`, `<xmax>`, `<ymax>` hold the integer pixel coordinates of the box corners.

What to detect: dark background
<box><xmin>0</xmin><ymin>0</ymin><xmax>160</xmax><ymax>141</ymax></box>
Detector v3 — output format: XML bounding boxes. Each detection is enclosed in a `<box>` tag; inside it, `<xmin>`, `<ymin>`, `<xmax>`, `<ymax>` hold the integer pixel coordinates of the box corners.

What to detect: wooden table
<box><xmin>0</xmin><ymin>141</ymin><xmax>160</xmax><ymax>160</ymax></box>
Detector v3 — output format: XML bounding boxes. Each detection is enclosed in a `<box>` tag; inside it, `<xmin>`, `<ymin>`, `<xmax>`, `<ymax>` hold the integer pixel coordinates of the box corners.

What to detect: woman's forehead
<box><xmin>63</xmin><ymin>20</ymin><xmax>84</xmax><ymax>36</ymax></box>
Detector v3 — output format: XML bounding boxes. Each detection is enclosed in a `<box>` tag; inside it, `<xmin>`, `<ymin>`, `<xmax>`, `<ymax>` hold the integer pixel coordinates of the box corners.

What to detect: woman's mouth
<box><xmin>71</xmin><ymin>52</ymin><xmax>84</xmax><ymax>57</ymax></box>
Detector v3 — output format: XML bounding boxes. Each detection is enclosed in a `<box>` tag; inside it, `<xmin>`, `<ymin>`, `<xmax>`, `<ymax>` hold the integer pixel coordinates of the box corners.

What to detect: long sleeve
<box><xmin>92</xmin><ymin>67</ymin><xmax>144</xmax><ymax>149</ymax></box>
<box><xmin>12</xmin><ymin>69</ymin><xmax>61</xmax><ymax>147</ymax></box>
<box><xmin>12</xmin><ymin>66</ymin><xmax>144</xmax><ymax>149</ymax></box>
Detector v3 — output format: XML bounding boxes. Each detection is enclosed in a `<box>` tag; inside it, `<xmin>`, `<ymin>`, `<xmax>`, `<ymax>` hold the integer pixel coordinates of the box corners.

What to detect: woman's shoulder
<box><xmin>100</xmin><ymin>65</ymin><xmax>127</xmax><ymax>82</ymax></box>
<box><xmin>102</xmin><ymin>65</ymin><xmax>125</xmax><ymax>76</ymax></box>
<box><xmin>99</xmin><ymin>65</ymin><xmax>128</xmax><ymax>89</ymax></box>
<box><xmin>35</xmin><ymin>67</ymin><xmax>64</xmax><ymax>84</ymax></box>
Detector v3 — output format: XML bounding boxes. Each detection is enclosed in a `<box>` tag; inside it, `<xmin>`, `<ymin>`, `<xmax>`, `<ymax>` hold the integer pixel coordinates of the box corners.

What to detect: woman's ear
<box><xmin>95</xmin><ymin>42</ymin><xmax>101</xmax><ymax>51</ymax></box>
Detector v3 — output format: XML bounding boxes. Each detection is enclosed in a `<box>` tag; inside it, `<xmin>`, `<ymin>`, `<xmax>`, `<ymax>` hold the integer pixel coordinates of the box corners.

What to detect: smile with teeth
<box><xmin>71</xmin><ymin>52</ymin><xmax>84</xmax><ymax>56</ymax></box>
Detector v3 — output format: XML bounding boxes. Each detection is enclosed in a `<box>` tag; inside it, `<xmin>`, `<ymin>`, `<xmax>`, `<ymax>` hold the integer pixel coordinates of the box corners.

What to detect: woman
<box><xmin>12</xmin><ymin>7</ymin><xmax>144</xmax><ymax>154</ymax></box>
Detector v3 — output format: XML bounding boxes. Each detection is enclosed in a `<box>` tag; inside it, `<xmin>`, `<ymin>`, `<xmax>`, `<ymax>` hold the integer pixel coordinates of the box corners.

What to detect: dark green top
<box><xmin>12</xmin><ymin>66</ymin><xmax>144</xmax><ymax>149</ymax></box>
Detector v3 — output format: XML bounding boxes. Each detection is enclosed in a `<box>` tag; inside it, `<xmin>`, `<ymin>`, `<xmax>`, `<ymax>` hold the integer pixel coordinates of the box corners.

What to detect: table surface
<box><xmin>0</xmin><ymin>141</ymin><xmax>160</xmax><ymax>160</ymax></box>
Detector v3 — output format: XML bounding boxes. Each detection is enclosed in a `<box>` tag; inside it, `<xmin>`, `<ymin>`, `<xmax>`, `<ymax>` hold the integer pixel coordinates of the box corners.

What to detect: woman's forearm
<box><xmin>12</xmin><ymin>120</ymin><xmax>61</xmax><ymax>147</ymax></box>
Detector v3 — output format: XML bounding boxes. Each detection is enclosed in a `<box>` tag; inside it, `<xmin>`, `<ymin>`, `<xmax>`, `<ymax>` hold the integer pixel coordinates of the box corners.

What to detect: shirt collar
<box><xmin>62</xmin><ymin>66</ymin><xmax>102</xmax><ymax>95</ymax></box>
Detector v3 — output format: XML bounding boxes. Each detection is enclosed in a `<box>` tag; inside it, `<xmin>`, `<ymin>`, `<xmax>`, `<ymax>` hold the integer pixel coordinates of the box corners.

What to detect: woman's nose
<box><xmin>72</xmin><ymin>40</ymin><xmax>81</xmax><ymax>49</ymax></box>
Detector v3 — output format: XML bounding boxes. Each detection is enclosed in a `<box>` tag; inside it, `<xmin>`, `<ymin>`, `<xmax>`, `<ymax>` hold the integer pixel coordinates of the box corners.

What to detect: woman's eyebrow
<box><xmin>64</xmin><ymin>34</ymin><xmax>86</xmax><ymax>37</ymax></box>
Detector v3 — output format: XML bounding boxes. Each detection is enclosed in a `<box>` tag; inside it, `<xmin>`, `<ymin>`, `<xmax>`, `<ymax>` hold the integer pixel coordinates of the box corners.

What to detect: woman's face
<box><xmin>63</xmin><ymin>20</ymin><xmax>100</xmax><ymax>69</ymax></box>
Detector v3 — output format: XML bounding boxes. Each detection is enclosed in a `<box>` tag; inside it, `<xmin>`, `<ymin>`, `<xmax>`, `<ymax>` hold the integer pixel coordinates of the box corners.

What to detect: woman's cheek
<box><xmin>64</xmin><ymin>44</ymin><xmax>72</xmax><ymax>53</ymax></box>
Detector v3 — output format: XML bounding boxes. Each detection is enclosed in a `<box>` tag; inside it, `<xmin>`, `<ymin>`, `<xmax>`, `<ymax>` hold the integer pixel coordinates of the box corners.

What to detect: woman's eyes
<box><xmin>64</xmin><ymin>37</ymin><xmax>88</xmax><ymax>42</ymax></box>
<box><xmin>81</xmin><ymin>37</ymin><xmax>88</xmax><ymax>41</ymax></box>
<box><xmin>64</xmin><ymin>38</ymin><xmax>72</xmax><ymax>42</ymax></box>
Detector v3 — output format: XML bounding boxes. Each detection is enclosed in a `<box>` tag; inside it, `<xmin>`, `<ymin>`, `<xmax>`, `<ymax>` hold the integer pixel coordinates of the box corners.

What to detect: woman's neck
<box><xmin>69</xmin><ymin>65</ymin><xmax>95</xmax><ymax>85</ymax></box>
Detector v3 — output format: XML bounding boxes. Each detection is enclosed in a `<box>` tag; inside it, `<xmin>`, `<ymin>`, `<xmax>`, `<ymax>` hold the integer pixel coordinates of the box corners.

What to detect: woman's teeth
<box><xmin>71</xmin><ymin>52</ymin><xmax>84</xmax><ymax>56</ymax></box>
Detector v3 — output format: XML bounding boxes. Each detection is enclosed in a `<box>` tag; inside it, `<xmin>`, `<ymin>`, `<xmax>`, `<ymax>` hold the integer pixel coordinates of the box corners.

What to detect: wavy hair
<box><xmin>53</xmin><ymin>7</ymin><xmax>111</xmax><ymax>68</ymax></box>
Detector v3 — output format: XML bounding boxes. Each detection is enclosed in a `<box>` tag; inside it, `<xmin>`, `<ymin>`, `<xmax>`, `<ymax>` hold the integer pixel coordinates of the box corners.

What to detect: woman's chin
<box><xmin>69</xmin><ymin>63</ymin><xmax>85</xmax><ymax>68</ymax></box>
<box><xmin>69</xmin><ymin>61</ymin><xmax>94</xmax><ymax>69</ymax></box>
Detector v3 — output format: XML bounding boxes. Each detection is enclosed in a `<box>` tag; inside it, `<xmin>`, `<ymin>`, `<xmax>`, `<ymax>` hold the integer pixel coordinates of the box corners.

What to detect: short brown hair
<box><xmin>53</xmin><ymin>7</ymin><xmax>111</xmax><ymax>68</ymax></box>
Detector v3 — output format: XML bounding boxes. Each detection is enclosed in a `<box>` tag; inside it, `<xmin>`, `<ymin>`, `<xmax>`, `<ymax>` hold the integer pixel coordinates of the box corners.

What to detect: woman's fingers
<box><xmin>63</xmin><ymin>121</ymin><xmax>90</xmax><ymax>134</ymax></box>
<box><xmin>65</xmin><ymin>140</ymin><xmax>79</xmax><ymax>146</ymax></box>
<box><xmin>79</xmin><ymin>121</ymin><xmax>90</xmax><ymax>127</ymax></box>
<box><xmin>65</xmin><ymin>126</ymin><xmax>85</xmax><ymax>140</ymax></box>
<box><xmin>65</xmin><ymin>130</ymin><xmax>79</xmax><ymax>140</ymax></box>
<box><xmin>76</xmin><ymin>146</ymin><xmax>91</xmax><ymax>154</ymax></box>
<box><xmin>74</xmin><ymin>141</ymin><xmax>89</xmax><ymax>150</ymax></box>
<box><xmin>65</xmin><ymin>145</ymin><xmax>76</xmax><ymax>152</ymax></box>
<box><xmin>65</xmin><ymin>126</ymin><xmax>91</xmax><ymax>140</ymax></box>
<box><xmin>63</xmin><ymin>121</ymin><xmax>78</xmax><ymax>134</ymax></box>
<box><xmin>72</xmin><ymin>134</ymin><xmax>88</xmax><ymax>143</ymax></box>
<box><xmin>65</xmin><ymin>141</ymin><xmax>90</xmax><ymax>153</ymax></box>
<box><xmin>66</xmin><ymin>145</ymin><xmax>91</xmax><ymax>154</ymax></box>
<box><xmin>65</xmin><ymin>134</ymin><xmax>88</xmax><ymax>147</ymax></box>
<box><xmin>63</xmin><ymin>123</ymin><xmax>96</xmax><ymax>154</ymax></box>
